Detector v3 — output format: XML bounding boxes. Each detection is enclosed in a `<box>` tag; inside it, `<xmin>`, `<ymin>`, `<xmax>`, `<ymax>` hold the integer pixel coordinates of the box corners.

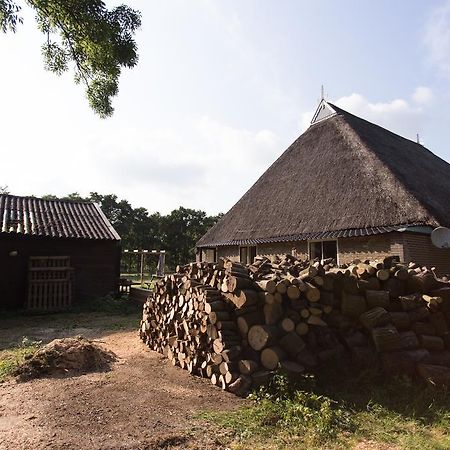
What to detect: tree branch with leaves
<box><xmin>0</xmin><ymin>0</ymin><xmax>141</xmax><ymax>117</ymax></box>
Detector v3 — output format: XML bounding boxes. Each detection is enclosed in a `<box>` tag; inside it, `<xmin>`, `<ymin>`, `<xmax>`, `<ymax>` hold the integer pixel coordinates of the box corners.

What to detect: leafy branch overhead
<box><xmin>0</xmin><ymin>0</ymin><xmax>141</xmax><ymax>117</ymax></box>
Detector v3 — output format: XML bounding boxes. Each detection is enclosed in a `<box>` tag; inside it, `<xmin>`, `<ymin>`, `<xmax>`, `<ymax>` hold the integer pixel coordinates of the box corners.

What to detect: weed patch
<box><xmin>0</xmin><ymin>337</ymin><xmax>41</xmax><ymax>382</ymax></box>
<box><xmin>203</xmin><ymin>371</ymin><xmax>450</xmax><ymax>449</ymax></box>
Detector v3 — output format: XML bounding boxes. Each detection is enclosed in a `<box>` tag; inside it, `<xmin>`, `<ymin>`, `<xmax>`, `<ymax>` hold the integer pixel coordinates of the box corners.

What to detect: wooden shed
<box><xmin>0</xmin><ymin>195</ymin><xmax>121</xmax><ymax>310</ymax></box>
<box><xmin>196</xmin><ymin>100</ymin><xmax>450</xmax><ymax>275</ymax></box>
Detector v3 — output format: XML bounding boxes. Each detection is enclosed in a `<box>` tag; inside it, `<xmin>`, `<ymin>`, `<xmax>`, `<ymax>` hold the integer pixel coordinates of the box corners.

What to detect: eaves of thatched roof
<box><xmin>197</xmin><ymin>101</ymin><xmax>450</xmax><ymax>248</ymax></box>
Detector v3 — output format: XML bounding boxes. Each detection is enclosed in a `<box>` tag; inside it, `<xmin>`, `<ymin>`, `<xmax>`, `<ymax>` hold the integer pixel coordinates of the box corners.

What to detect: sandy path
<box><xmin>0</xmin><ymin>330</ymin><xmax>244</xmax><ymax>449</ymax></box>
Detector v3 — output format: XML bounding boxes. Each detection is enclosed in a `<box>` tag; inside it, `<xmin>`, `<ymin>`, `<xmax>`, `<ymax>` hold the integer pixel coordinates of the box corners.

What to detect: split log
<box><xmin>280</xmin><ymin>317</ymin><xmax>296</xmax><ymax>333</ymax></box>
<box><xmin>228</xmin><ymin>375</ymin><xmax>252</xmax><ymax>396</ymax></box>
<box><xmin>295</xmin><ymin>347</ymin><xmax>318</xmax><ymax>368</ymax></box>
<box><xmin>305</xmin><ymin>283</ymin><xmax>320</xmax><ymax>302</ymax></box>
<box><xmin>257</xmin><ymin>279</ymin><xmax>277</xmax><ymax>294</ymax></box>
<box><xmin>381</xmin><ymin>349</ymin><xmax>429</xmax><ymax>375</ymax></box>
<box><xmin>366</xmin><ymin>290</ymin><xmax>390</xmax><ymax>309</ymax></box>
<box><xmin>399</xmin><ymin>294</ymin><xmax>424</xmax><ymax>312</ymax></box>
<box><xmin>417</xmin><ymin>363</ymin><xmax>450</xmax><ymax>387</ymax></box>
<box><xmin>238</xmin><ymin>359</ymin><xmax>259</xmax><ymax>375</ymax></box>
<box><xmin>279</xmin><ymin>331</ymin><xmax>306</xmax><ymax>356</ymax></box>
<box><xmin>251</xmin><ymin>370</ymin><xmax>272</xmax><ymax>387</ymax></box>
<box><xmin>412</xmin><ymin>321</ymin><xmax>436</xmax><ymax>336</ymax></box>
<box><xmin>286</xmin><ymin>284</ymin><xmax>300</xmax><ymax>300</ymax></box>
<box><xmin>261</xmin><ymin>346</ymin><xmax>286</xmax><ymax>370</ymax></box>
<box><xmin>237</xmin><ymin>311</ymin><xmax>265</xmax><ymax>335</ymax></box>
<box><xmin>307</xmin><ymin>315</ymin><xmax>327</xmax><ymax>327</ymax></box>
<box><xmin>295</xmin><ymin>322</ymin><xmax>309</xmax><ymax>336</ymax></box>
<box><xmin>342</xmin><ymin>293</ymin><xmax>367</xmax><ymax>318</ymax></box>
<box><xmin>360</xmin><ymin>307</ymin><xmax>390</xmax><ymax>330</ymax></box>
<box><xmin>429</xmin><ymin>312</ymin><xmax>448</xmax><ymax>336</ymax></box>
<box><xmin>419</xmin><ymin>335</ymin><xmax>445</xmax><ymax>351</ymax></box>
<box><xmin>372</xmin><ymin>324</ymin><xmax>400</xmax><ymax>352</ymax></box>
<box><xmin>227</xmin><ymin>276</ymin><xmax>257</xmax><ymax>293</ymax></box>
<box><xmin>209</xmin><ymin>311</ymin><xmax>231</xmax><ymax>324</ymax></box>
<box><xmin>389</xmin><ymin>312</ymin><xmax>411</xmax><ymax>330</ymax></box>
<box><xmin>263</xmin><ymin>303</ymin><xmax>284</xmax><ymax>325</ymax></box>
<box><xmin>408</xmin><ymin>306</ymin><xmax>430</xmax><ymax>323</ymax></box>
<box><xmin>397</xmin><ymin>331</ymin><xmax>419</xmax><ymax>350</ymax></box>
<box><xmin>248</xmin><ymin>325</ymin><xmax>280</xmax><ymax>351</ymax></box>
<box><xmin>279</xmin><ymin>360</ymin><xmax>305</xmax><ymax>377</ymax></box>
<box><xmin>376</xmin><ymin>269</ymin><xmax>390</xmax><ymax>281</ymax></box>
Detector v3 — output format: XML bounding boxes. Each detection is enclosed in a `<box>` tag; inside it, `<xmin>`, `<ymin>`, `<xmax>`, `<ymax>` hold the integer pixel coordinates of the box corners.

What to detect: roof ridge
<box><xmin>0</xmin><ymin>193</ymin><xmax>93</xmax><ymax>205</ymax></box>
<box><xmin>334</xmin><ymin>114</ymin><xmax>440</xmax><ymax>227</ymax></box>
<box><xmin>326</xmin><ymin>101</ymin><xmax>425</xmax><ymax>146</ymax></box>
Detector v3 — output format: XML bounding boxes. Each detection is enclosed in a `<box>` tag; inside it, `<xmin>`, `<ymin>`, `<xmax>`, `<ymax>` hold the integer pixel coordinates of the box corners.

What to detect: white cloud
<box><xmin>412</xmin><ymin>86</ymin><xmax>434</xmax><ymax>105</ymax></box>
<box><xmin>70</xmin><ymin>117</ymin><xmax>283</xmax><ymax>215</ymax></box>
<box><xmin>300</xmin><ymin>89</ymin><xmax>432</xmax><ymax>141</ymax></box>
<box><xmin>424</xmin><ymin>1</ymin><xmax>450</xmax><ymax>76</ymax></box>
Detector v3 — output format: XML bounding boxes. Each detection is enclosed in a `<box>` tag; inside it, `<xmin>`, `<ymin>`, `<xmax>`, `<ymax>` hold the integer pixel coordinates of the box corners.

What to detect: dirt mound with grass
<box><xmin>14</xmin><ymin>336</ymin><xmax>117</xmax><ymax>381</ymax></box>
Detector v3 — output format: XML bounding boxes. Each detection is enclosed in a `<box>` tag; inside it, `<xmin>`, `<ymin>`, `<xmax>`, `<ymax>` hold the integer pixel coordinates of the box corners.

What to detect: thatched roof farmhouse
<box><xmin>196</xmin><ymin>100</ymin><xmax>450</xmax><ymax>274</ymax></box>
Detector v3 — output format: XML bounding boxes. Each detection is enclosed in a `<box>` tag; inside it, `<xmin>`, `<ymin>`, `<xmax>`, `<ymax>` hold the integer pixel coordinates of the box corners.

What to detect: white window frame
<box><xmin>308</xmin><ymin>239</ymin><xmax>339</xmax><ymax>265</ymax></box>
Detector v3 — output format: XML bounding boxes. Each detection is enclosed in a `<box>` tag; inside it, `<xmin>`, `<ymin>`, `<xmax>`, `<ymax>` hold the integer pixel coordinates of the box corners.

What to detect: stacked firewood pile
<box><xmin>140</xmin><ymin>255</ymin><xmax>450</xmax><ymax>395</ymax></box>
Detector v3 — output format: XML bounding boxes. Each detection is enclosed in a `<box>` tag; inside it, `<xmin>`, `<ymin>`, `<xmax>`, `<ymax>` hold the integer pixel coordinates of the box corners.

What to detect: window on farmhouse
<box><xmin>204</xmin><ymin>248</ymin><xmax>216</xmax><ymax>263</ymax></box>
<box><xmin>240</xmin><ymin>246</ymin><xmax>256</xmax><ymax>265</ymax></box>
<box><xmin>308</xmin><ymin>240</ymin><xmax>337</xmax><ymax>263</ymax></box>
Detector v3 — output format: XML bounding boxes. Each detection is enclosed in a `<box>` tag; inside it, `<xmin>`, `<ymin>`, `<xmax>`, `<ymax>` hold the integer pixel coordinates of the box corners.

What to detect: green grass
<box><xmin>0</xmin><ymin>294</ymin><xmax>141</xmax><ymax>318</ymax></box>
<box><xmin>69</xmin><ymin>294</ymin><xmax>141</xmax><ymax>315</ymax></box>
<box><xmin>0</xmin><ymin>338</ymin><xmax>41</xmax><ymax>382</ymax></box>
<box><xmin>202</xmin><ymin>370</ymin><xmax>450</xmax><ymax>449</ymax></box>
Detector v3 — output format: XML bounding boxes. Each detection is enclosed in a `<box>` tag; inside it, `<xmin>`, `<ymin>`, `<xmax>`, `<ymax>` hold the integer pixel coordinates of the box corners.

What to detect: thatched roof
<box><xmin>197</xmin><ymin>101</ymin><xmax>450</xmax><ymax>247</ymax></box>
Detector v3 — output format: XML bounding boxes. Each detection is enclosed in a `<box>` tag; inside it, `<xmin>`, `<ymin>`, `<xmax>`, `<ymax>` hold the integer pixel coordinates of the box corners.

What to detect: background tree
<box><xmin>161</xmin><ymin>207</ymin><xmax>222</xmax><ymax>269</ymax></box>
<box><xmin>39</xmin><ymin>192</ymin><xmax>220</xmax><ymax>270</ymax></box>
<box><xmin>0</xmin><ymin>0</ymin><xmax>141</xmax><ymax>117</ymax></box>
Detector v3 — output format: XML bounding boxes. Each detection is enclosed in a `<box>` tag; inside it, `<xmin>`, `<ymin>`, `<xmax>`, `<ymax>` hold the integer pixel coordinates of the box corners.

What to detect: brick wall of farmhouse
<box><xmin>402</xmin><ymin>233</ymin><xmax>450</xmax><ymax>276</ymax></box>
<box><xmin>257</xmin><ymin>242</ymin><xmax>308</xmax><ymax>260</ymax></box>
<box><xmin>337</xmin><ymin>234</ymin><xmax>402</xmax><ymax>265</ymax></box>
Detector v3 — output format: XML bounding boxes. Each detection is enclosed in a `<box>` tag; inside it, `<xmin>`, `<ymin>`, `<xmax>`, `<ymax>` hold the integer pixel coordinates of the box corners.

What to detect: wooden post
<box><xmin>140</xmin><ymin>251</ymin><xmax>145</xmax><ymax>285</ymax></box>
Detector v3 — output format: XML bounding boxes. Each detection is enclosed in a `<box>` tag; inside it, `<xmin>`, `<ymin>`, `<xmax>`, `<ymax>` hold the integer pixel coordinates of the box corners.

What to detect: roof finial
<box><xmin>321</xmin><ymin>85</ymin><xmax>325</xmax><ymax>101</ymax></box>
<box><xmin>416</xmin><ymin>133</ymin><xmax>420</xmax><ymax>144</ymax></box>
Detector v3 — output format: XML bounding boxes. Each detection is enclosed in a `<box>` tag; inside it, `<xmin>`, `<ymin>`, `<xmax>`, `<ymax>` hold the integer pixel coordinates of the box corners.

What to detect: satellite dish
<box><xmin>431</xmin><ymin>227</ymin><xmax>450</xmax><ymax>249</ymax></box>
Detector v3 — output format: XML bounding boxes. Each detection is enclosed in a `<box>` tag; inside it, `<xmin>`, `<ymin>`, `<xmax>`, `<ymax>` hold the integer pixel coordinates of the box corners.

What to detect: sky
<box><xmin>1</xmin><ymin>0</ymin><xmax>450</xmax><ymax>215</ymax></box>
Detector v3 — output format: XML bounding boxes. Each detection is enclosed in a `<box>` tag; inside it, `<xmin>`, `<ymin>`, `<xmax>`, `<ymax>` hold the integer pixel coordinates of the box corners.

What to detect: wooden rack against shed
<box><xmin>27</xmin><ymin>256</ymin><xmax>73</xmax><ymax>310</ymax></box>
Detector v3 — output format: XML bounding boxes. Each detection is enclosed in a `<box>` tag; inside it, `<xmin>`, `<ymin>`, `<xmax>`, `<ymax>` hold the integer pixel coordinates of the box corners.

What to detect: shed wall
<box><xmin>0</xmin><ymin>234</ymin><xmax>120</xmax><ymax>309</ymax></box>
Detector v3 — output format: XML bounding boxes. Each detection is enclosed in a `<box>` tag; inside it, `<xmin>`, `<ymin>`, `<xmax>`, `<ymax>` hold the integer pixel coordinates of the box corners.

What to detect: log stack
<box><xmin>140</xmin><ymin>255</ymin><xmax>450</xmax><ymax>394</ymax></box>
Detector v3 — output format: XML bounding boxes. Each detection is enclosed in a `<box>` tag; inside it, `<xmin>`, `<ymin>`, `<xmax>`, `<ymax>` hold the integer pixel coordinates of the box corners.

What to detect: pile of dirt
<box><xmin>14</xmin><ymin>336</ymin><xmax>117</xmax><ymax>381</ymax></box>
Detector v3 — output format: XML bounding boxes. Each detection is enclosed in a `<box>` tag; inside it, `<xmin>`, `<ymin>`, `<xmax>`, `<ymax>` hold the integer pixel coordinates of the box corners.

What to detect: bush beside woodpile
<box><xmin>139</xmin><ymin>255</ymin><xmax>450</xmax><ymax>395</ymax></box>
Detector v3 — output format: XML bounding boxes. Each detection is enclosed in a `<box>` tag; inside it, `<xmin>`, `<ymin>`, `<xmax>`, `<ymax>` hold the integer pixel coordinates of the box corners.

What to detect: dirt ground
<box><xmin>0</xmin><ymin>313</ymin><xmax>245</xmax><ymax>450</ymax></box>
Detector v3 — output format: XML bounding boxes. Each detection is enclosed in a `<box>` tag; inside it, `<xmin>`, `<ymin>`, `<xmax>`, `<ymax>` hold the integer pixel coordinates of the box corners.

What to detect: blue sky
<box><xmin>1</xmin><ymin>0</ymin><xmax>450</xmax><ymax>214</ymax></box>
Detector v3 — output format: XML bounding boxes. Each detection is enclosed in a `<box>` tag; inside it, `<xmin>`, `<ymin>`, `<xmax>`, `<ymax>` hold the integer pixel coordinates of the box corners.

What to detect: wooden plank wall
<box><xmin>0</xmin><ymin>235</ymin><xmax>120</xmax><ymax>309</ymax></box>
